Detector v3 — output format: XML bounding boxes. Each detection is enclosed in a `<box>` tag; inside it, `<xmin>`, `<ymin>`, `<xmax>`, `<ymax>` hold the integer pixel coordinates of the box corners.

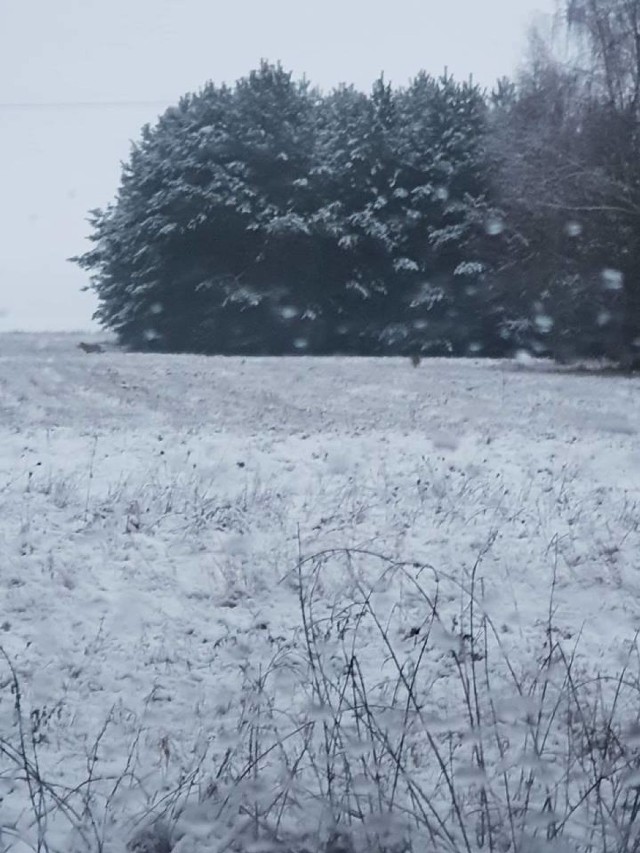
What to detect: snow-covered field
<box><xmin>2</xmin><ymin>332</ymin><xmax>640</xmax><ymax>853</ymax></box>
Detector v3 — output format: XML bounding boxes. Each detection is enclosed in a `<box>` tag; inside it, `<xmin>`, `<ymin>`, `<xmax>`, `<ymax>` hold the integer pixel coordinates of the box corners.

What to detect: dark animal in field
<box><xmin>78</xmin><ymin>342</ymin><xmax>104</xmax><ymax>354</ymax></box>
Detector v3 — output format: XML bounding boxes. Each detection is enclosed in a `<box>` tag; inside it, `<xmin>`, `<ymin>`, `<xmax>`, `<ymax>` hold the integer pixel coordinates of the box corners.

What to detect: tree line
<box><xmin>73</xmin><ymin>0</ymin><xmax>640</xmax><ymax>366</ymax></box>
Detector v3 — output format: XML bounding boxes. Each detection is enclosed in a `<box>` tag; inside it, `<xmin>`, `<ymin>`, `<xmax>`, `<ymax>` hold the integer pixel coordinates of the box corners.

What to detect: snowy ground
<box><xmin>1</xmin><ymin>332</ymin><xmax>640</xmax><ymax>852</ymax></box>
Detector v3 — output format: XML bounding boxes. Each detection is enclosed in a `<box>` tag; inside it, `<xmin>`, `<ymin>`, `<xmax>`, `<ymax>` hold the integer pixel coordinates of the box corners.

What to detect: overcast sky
<box><xmin>0</xmin><ymin>0</ymin><xmax>556</xmax><ymax>332</ymax></box>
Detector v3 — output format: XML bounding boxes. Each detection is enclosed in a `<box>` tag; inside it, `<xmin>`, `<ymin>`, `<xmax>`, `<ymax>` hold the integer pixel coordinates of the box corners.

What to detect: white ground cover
<box><xmin>1</xmin><ymin>332</ymin><xmax>640</xmax><ymax>853</ymax></box>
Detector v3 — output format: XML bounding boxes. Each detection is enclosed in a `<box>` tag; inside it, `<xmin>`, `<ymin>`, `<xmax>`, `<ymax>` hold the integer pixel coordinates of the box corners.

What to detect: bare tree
<box><xmin>490</xmin><ymin>0</ymin><xmax>640</xmax><ymax>365</ymax></box>
<box><xmin>566</xmin><ymin>0</ymin><xmax>640</xmax><ymax>113</ymax></box>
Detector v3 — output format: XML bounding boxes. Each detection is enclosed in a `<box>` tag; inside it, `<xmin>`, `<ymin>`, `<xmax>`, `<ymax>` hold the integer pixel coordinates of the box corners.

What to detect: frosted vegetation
<box><xmin>1</xmin><ymin>333</ymin><xmax>640</xmax><ymax>852</ymax></box>
<box><xmin>4</xmin><ymin>1</ymin><xmax>640</xmax><ymax>850</ymax></box>
<box><xmin>71</xmin><ymin>1</ymin><xmax>640</xmax><ymax>367</ymax></box>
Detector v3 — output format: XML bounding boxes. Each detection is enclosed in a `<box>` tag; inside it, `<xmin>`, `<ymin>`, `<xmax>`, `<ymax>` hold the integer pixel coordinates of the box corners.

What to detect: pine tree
<box><xmin>393</xmin><ymin>73</ymin><xmax>499</xmax><ymax>354</ymax></box>
<box><xmin>73</xmin><ymin>64</ymin><xmax>499</xmax><ymax>356</ymax></box>
<box><xmin>308</xmin><ymin>77</ymin><xmax>407</xmax><ymax>351</ymax></box>
<box><xmin>73</xmin><ymin>64</ymin><xmax>319</xmax><ymax>353</ymax></box>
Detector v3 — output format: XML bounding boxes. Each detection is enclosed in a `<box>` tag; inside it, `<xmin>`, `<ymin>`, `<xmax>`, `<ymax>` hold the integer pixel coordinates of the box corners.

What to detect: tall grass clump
<box><xmin>181</xmin><ymin>548</ymin><xmax>640</xmax><ymax>853</ymax></box>
<box><xmin>4</xmin><ymin>548</ymin><xmax>640</xmax><ymax>852</ymax></box>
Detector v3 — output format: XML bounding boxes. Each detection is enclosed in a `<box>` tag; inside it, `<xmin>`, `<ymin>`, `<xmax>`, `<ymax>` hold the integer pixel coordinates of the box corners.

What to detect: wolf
<box><xmin>77</xmin><ymin>342</ymin><xmax>104</xmax><ymax>354</ymax></box>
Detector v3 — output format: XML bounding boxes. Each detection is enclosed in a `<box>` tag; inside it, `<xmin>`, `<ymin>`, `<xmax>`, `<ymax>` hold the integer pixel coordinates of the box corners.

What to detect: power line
<box><xmin>0</xmin><ymin>99</ymin><xmax>171</xmax><ymax>111</ymax></box>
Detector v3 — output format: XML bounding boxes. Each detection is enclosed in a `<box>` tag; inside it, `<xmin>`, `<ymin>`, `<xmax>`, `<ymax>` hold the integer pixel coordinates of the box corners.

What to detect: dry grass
<box><xmin>4</xmin><ymin>545</ymin><xmax>640</xmax><ymax>852</ymax></box>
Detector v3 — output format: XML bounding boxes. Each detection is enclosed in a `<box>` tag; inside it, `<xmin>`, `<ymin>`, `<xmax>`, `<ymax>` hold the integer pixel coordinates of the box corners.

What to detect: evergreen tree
<box><xmin>74</xmin><ymin>63</ymin><xmax>500</xmax><ymax>357</ymax></box>
<box><xmin>74</xmin><ymin>63</ymin><xmax>319</xmax><ymax>354</ymax></box>
<box><xmin>393</xmin><ymin>73</ymin><xmax>499</xmax><ymax>354</ymax></box>
<box><xmin>308</xmin><ymin>77</ymin><xmax>407</xmax><ymax>352</ymax></box>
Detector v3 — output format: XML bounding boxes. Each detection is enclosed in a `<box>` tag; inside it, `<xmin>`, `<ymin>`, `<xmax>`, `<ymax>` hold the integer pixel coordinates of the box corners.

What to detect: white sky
<box><xmin>0</xmin><ymin>0</ymin><xmax>555</xmax><ymax>332</ymax></box>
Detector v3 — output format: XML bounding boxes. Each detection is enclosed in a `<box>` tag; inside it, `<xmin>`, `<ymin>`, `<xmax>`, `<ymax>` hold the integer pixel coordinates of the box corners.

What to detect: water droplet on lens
<box><xmin>602</xmin><ymin>269</ymin><xmax>624</xmax><ymax>290</ymax></box>
<box><xmin>485</xmin><ymin>215</ymin><xmax>504</xmax><ymax>236</ymax></box>
<box><xmin>534</xmin><ymin>314</ymin><xmax>554</xmax><ymax>333</ymax></box>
